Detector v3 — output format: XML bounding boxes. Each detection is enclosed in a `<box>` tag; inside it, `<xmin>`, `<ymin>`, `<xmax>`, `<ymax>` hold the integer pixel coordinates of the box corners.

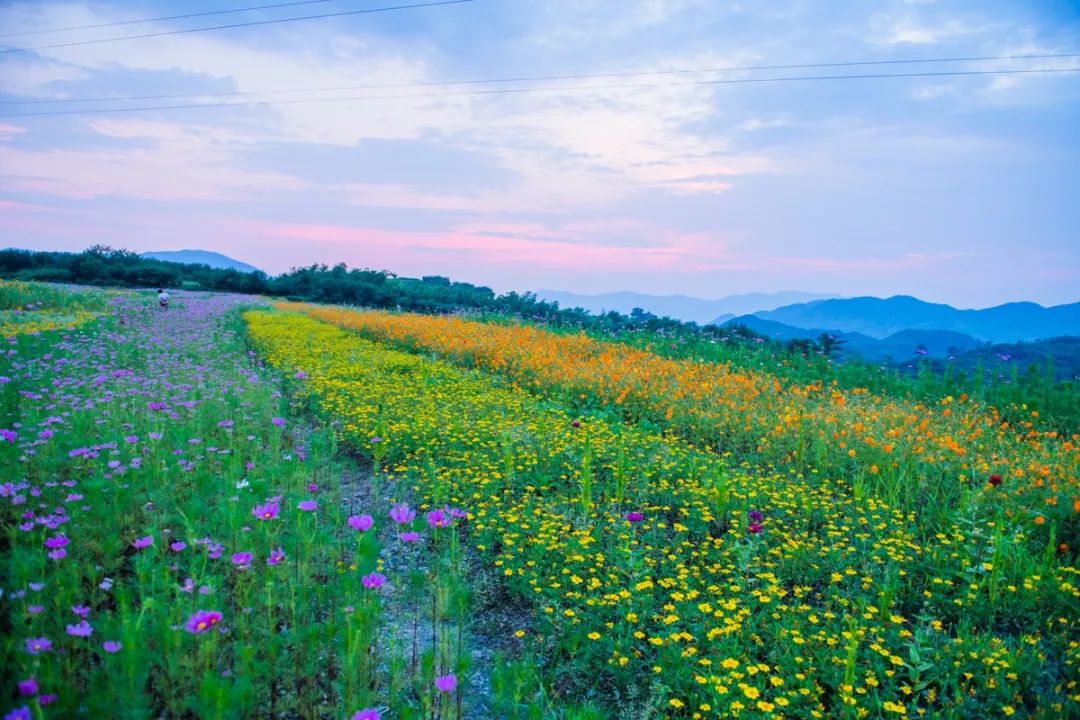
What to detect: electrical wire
<box><xmin>6</xmin><ymin>53</ymin><xmax>1077</xmax><ymax>106</ymax></box>
<box><xmin>2</xmin><ymin>67</ymin><xmax>1075</xmax><ymax>119</ymax></box>
<box><xmin>0</xmin><ymin>0</ymin><xmax>481</xmax><ymax>54</ymax></box>
<box><xmin>0</xmin><ymin>0</ymin><xmax>338</xmax><ymax>39</ymax></box>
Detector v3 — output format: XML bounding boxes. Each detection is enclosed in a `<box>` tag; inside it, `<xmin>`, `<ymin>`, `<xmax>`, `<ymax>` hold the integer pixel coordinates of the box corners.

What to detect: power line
<box><xmin>2</xmin><ymin>68</ymin><xmax>1075</xmax><ymax>119</ymax></box>
<box><xmin>0</xmin><ymin>0</ymin><xmax>481</xmax><ymax>54</ymax></box>
<box><xmin>0</xmin><ymin>0</ymin><xmax>337</xmax><ymax>39</ymax></box>
<box><xmin>6</xmin><ymin>53</ymin><xmax>1078</xmax><ymax>106</ymax></box>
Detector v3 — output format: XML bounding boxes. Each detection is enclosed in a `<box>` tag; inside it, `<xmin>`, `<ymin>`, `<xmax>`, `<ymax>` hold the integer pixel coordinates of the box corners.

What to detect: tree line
<box><xmin>0</xmin><ymin>246</ymin><xmax>744</xmax><ymax>338</ymax></box>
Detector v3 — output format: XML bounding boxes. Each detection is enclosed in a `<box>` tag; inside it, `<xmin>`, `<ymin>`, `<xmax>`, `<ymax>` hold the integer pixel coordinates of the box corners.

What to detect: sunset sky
<box><xmin>1</xmin><ymin>0</ymin><xmax>1078</xmax><ymax>308</ymax></box>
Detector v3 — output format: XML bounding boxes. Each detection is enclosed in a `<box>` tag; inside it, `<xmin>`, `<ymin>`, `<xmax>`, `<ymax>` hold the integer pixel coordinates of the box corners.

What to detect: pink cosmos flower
<box><xmin>348</xmin><ymin>514</ymin><xmax>373</xmax><ymax>532</ymax></box>
<box><xmin>426</xmin><ymin>509</ymin><xmax>450</xmax><ymax>529</ymax></box>
<box><xmin>434</xmin><ymin>674</ymin><xmax>457</xmax><ymax>693</ymax></box>
<box><xmin>252</xmin><ymin>501</ymin><xmax>279</xmax><ymax>521</ymax></box>
<box><xmin>267</xmin><ymin>548</ymin><xmax>286</xmax><ymax>566</ymax></box>
<box><xmin>361</xmin><ymin>572</ymin><xmax>387</xmax><ymax>589</ymax></box>
<box><xmin>389</xmin><ymin>503</ymin><xmax>415</xmax><ymax>524</ymax></box>
<box><xmin>185</xmin><ymin>610</ymin><xmax>223</xmax><ymax>634</ymax></box>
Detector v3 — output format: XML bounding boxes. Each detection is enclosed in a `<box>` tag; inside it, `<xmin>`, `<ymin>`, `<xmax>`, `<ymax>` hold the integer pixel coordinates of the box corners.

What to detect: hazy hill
<box><xmin>721</xmin><ymin>315</ymin><xmax>984</xmax><ymax>361</ymax></box>
<box><xmin>755</xmin><ymin>295</ymin><xmax>1080</xmax><ymax>342</ymax></box>
<box><xmin>142</xmin><ymin>250</ymin><xmax>260</xmax><ymax>273</ymax></box>
<box><xmin>536</xmin><ymin>289</ymin><xmax>835</xmax><ymax>325</ymax></box>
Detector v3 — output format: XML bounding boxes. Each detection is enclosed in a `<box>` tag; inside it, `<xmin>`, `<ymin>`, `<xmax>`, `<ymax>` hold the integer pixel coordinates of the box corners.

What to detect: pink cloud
<box><xmin>242</xmin><ymin>219</ymin><xmax>739</xmax><ymax>273</ymax></box>
<box><xmin>0</xmin><ymin>124</ymin><xmax>26</xmax><ymax>142</ymax></box>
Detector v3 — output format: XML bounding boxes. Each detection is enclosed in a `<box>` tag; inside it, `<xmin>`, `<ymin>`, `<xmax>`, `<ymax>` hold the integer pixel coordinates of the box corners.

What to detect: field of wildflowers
<box><xmin>246</xmin><ymin>308</ymin><xmax>1078</xmax><ymax>718</ymax></box>
<box><xmin>0</xmin><ymin>280</ymin><xmax>103</xmax><ymax>337</ymax></box>
<box><xmin>283</xmin><ymin>304</ymin><xmax>1078</xmax><ymax>540</ymax></box>
<box><xmin>2</xmin><ymin>285</ymin><xmax>1077</xmax><ymax>719</ymax></box>
<box><xmin>2</xmin><ymin>290</ymin><xmax>481</xmax><ymax>719</ymax></box>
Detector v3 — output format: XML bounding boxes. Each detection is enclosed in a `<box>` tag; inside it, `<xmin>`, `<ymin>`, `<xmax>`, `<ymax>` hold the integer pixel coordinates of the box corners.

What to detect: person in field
<box><xmin>157</xmin><ymin>288</ymin><xmax>169</xmax><ymax>309</ymax></box>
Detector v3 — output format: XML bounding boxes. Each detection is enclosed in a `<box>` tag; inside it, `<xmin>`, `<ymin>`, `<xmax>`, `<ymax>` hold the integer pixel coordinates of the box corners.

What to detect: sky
<box><xmin>1</xmin><ymin>0</ymin><xmax>1078</xmax><ymax>309</ymax></box>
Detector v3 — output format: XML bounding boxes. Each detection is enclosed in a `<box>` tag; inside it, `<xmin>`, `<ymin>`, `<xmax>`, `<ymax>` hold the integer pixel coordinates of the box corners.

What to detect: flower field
<box><xmin>2</xmin><ymin>286</ymin><xmax>1077</xmax><ymax>719</ymax></box>
<box><xmin>282</xmin><ymin>304</ymin><xmax>1078</xmax><ymax>538</ymax></box>
<box><xmin>245</xmin><ymin>309</ymin><xmax>1078</xmax><ymax>718</ymax></box>
<box><xmin>2</xmin><ymin>292</ymin><xmax>474</xmax><ymax>719</ymax></box>
<box><xmin>0</xmin><ymin>280</ymin><xmax>102</xmax><ymax>337</ymax></box>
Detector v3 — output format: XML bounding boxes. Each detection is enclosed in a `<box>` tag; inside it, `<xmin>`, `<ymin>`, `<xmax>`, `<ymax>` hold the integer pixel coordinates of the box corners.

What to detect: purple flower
<box><xmin>17</xmin><ymin>677</ymin><xmax>37</xmax><ymax>696</ymax></box>
<box><xmin>352</xmin><ymin>710</ymin><xmax>381</xmax><ymax>720</ymax></box>
<box><xmin>99</xmin><ymin>577</ymin><xmax>114</xmax><ymax>591</ymax></box>
<box><xmin>231</xmin><ymin>552</ymin><xmax>253</xmax><ymax>570</ymax></box>
<box><xmin>185</xmin><ymin>610</ymin><xmax>223</xmax><ymax>634</ymax></box>
<box><xmin>624</xmin><ymin>511</ymin><xmax>644</xmax><ymax>523</ymax></box>
<box><xmin>267</xmin><ymin>548</ymin><xmax>286</xmax><ymax>566</ymax></box>
<box><xmin>434</xmin><ymin>674</ymin><xmax>457</xmax><ymax>693</ymax></box>
<box><xmin>4</xmin><ymin>707</ymin><xmax>30</xmax><ymax>720</ymax></box>
<box><xmin>369</xmin><ymin>436</ymin><xmax>382</xmax><ymax>444</ymax></box>
<box><xmin>748</xmin><ymin>510</ymin><xmax>764</xmax><ymax>523</ymax></box>
<box><xmin>124</xmin><ymin>435</ymin><xmax>139</xmax><ymax>443</ymax></box>
<box><xmin>389</xmin><ymin>503</ymin><xmax>415</xmax><ymax>524</ymax></box>
<box><xmin>361</xmin><ymin>572</ymin><xmax>387</xmax><ymax>589</ymax></box>
<box><xmin>47</xmin><ymin>549</ymin><xmax>67</xmax><ymax>561</ymax></box>
<box><xmin>399</xmin><ymin>531</ymin><xmax>421</xmax><ymax>543</ymax></box>
<box><xmin>170</xmin><ymin>541</ymin><xmax>187</xmax><ymax>552</ymax></box>
<box><xmin>66</xmin><ymin>620</ymin><xmax>93</xmax><ymax>637</ymax></box>
<box><xmin>348</xmin><ymin>514</ymin><xmax>374</xmax><ymax>532</ymax></box>
<box><xmin>271</xmin><ymin>417</ymin><xmax>285</xmax><ymax>427</ymax></box>
<box><xmin>748</xmin><ymin>522</ymin><xmax>764</xmax><ymax>535</ymax></box>
<box><xmin>0</xmin><ymin>428</ymin><xmax>18</xmax><ymax>443</ymax></box>
<box><xmin>132</xmin><ymin>535</ymin><xmax>153</xmax><ymax>550</ymax></box>
<box><xmin>44</xmin><ymin>534</ymin><xmax>68</xmax><ymax>549</ymax></box>
<box><xmin>25</xmin><ymin>637</ymin><xmax>51</xmax><ymax>654</ymax></box>
<box><xmin>426</xmin><ymin>509</ymin><xmax>450</xmax><ymax>529</ymax></box>
<box><xmin>571</xmin><ymin>419</ymin><xmax>581</xmax><ymax>428</ymax></box>
<box><xmin>28</xmin><ymin>605</ymin><xmax>44</xmax><ymax>615</ymax></box>
<box><xmin>294</xmin><ymin>370</ymin><xmax>307</xmax><ymax>379</ymax></box>
<box><xmin>72</xmin><ymin>605</ymin><xmax>90</xmax><ymax>618</ymax></box>
<box><xmin>252</xmin><ymin>501</ymin><xmax>280</xmax><ymax>521</ymax></box>
<box><xmin>38</xmin><ymin>695</ymin><xmax>57</xmax><ymax>707</ymax></box>
<box><xmin>103</xmin><ymin>640</ymin><xmax>122</xmax><ymax>653</ymax></box>
<box><xmin>298</xmin><ymin>499</ymin><xmax>317</xmax><ymax>512</ymax></box>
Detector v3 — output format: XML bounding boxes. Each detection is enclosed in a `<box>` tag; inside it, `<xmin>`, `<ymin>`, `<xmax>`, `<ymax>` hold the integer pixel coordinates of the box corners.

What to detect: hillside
<box><xmin>142</xmin><ymin>249</ymin><xmax>260</xmax><ymax>273</ymax></box>
<box><xmin>756</xmin><ymin>295</ymin><xmax>1080</xmax><ymax>342</ymax></box>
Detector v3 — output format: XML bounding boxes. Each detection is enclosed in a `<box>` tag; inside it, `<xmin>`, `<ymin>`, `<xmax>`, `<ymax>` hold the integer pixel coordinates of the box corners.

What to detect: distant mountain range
<box><xmin>536</xmin><ymin>289</ymin><xmax>837</xmax><ymax>325</ymax></box>
<box><xmin>143</xmin><ymin>250</ymin><xmax>260</xmax><ymax>273</ymax></box>
<box><xmin>719</xmin><ymin>295</ymin><xmax>1080</xmax><ymax>362</ymax></box>
<box><xmin>743</xmin><ymin>295</ymin><xmax>1080</xmax><ymax>343</ymax></box>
